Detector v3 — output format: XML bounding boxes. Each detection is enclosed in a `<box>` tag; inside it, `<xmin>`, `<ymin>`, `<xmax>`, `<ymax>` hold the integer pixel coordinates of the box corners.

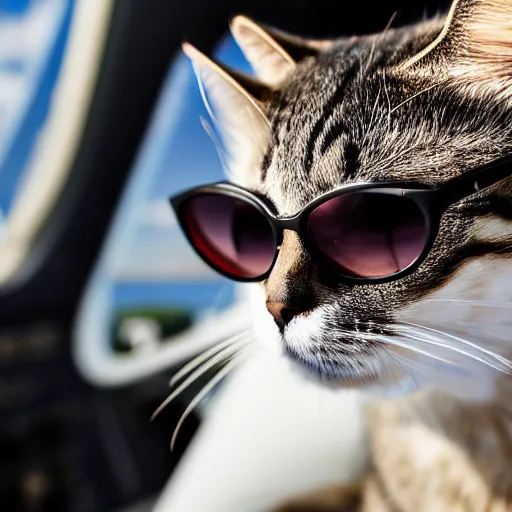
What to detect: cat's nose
<box><xmin>266</xmin><ymin>301</ymin><xmax>306</xmax><ymax>330</ymax></box>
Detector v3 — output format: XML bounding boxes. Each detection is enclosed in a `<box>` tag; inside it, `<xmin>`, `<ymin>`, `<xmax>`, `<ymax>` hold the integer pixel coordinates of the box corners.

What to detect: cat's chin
<box><xmin>281</xmin><ymin>343</ymin><xmax>383</xmax><ymax>390</ymax></box>
<box><xmin>268</xmin><ymin>304</ymin><xmax>395</xmax><ymax>389</ymax></box>
<box><xmin>280</xmin><ymin>344</ymin><xmax>447</xmax><ymax>402</ymax></box>
<box><xmin>280</xmin><ymin>339</ymin><xmax>502</xmax><ymax>404</ymax></box>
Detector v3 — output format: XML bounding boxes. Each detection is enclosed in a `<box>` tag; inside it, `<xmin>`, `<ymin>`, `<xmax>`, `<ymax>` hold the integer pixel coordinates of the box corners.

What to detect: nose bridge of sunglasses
<box><xmin>274</xmin><ymin>214</ymin><xmax>301</xmax><ymax>235</ymax></box>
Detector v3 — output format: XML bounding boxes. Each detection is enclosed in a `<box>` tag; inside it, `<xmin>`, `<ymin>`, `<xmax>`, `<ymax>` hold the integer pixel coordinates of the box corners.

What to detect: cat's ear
<box><xmin>397</xmin><ymin>0</ymin><xmax>512</xmax><ymax>88</ymax></box>
<box><xmin>230</xmin><ymin>16</ymin><xmax>333</xmax><ymax>86</ymax></box>
<box><xmin>182</xmin><ymin>43</ymin><xmax>271</xmax><ymax>184</ymax></box>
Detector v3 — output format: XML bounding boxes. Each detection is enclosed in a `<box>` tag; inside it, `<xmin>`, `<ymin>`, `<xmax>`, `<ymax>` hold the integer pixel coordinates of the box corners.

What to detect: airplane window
<box><xmin>0</xmin><ymin>0</ymin><xmax>72</xmax><ymax>219</ymax></box>
<box><xmin>74</xmin><ymin>35</ymin><xmax>254</xmax><ymax>386</ymax></box>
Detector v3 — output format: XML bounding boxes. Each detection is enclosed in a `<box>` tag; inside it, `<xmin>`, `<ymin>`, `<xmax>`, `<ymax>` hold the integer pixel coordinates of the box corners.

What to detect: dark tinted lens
<box><xmin>308</xmin><ymin>192</ymin><xmax>428</xmax><ymax>278</ymax></box>
<box><xmin>183</xmin><ymin>193</ymin><xmax>276</xmax><ymax>279</ymax></box>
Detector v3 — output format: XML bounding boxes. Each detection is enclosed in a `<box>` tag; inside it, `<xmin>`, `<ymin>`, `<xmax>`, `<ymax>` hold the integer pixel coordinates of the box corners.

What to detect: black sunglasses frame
<box><xmin>170</xmin><ymin>155</ymin><xmax>512</xmax><ymax>285</ymax></box>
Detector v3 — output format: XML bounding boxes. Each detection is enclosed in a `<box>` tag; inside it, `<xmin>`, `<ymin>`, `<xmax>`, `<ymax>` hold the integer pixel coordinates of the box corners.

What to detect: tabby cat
<box><xmin>177</xmin><ymin>0</ymin><xmax>512</xmax><ymax>509</ymax></box>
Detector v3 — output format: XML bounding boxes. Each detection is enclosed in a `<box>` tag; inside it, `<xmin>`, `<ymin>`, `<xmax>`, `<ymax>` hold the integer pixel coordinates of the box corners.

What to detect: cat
<box><xmin>179</xmin><ymin>0</ymin><xmax>512</xmax><ymax>509</ymax></box>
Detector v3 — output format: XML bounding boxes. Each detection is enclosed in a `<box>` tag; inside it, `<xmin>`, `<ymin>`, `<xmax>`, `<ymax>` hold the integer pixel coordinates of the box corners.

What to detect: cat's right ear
<box><xmin>182</xmin><ymin>43</ymin><xmax>271</xmax><ymax>184</ymax></box>
<box><xmin>230</xmin><ymin>16</ymin><xmax>333</xmax><ymax>87</ymax></box>
<box><xmin>396</xmin><ymin>0</ymin><xmax>512</xmax><ymax>93</ymax></box>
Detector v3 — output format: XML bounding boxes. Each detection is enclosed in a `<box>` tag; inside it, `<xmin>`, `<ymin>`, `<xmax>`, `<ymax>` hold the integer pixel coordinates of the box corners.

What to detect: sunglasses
<box><xmin>170</xmin><ymin>156</ymin><xmax>512</xmax><ymax>284</ymax></box>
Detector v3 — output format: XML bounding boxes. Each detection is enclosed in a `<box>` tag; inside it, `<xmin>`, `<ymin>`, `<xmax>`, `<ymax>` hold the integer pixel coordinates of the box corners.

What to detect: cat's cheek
<box><xmin>394</xmin><ymin>256</ymin><xmax>512</xmax><ymax>404</ymax></box>
<box><xmin>399</xmin><ymin>256</ymin><xmax>512</xmax><ymax>328</ymax></box>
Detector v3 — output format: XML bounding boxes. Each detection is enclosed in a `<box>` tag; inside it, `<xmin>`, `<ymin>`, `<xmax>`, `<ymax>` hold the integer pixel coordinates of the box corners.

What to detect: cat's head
<box><xmin>183</xmin><ymin>0</ymin><xmax>512</xmax><ymax>401</ymax></box>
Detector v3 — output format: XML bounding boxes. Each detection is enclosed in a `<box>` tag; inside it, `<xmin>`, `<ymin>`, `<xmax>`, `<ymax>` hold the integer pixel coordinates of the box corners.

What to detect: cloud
<box><xmin>139</xmin><ymin>198</ymin><xmax>177</xmax><ymax>228</ymax></box>
<box><xmin>0</xmin><ymin>0</ymin><xmax>66</xmax><ymax>163</ymax></box>
<box><xmin>0</xmin><ymin>0</ymin><xmax>65</xmax><ymax>61</ymax></box>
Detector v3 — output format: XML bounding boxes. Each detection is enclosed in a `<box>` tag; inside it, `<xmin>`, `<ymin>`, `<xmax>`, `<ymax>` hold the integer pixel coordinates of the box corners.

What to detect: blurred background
<box><xmin>0</xmin><ymin>0</ymin><xmax>450</xmax><ymax>511</ymax></box>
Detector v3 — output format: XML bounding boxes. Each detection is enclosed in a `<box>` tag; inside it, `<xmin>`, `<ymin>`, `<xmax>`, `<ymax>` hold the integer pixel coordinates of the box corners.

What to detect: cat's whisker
<box><xmin>170</xmin><ymin>330</ymin><xmax>251</xmax><ymax>387</ymax></box>
<box><xmin>169</xmin><ymin>339</ymin><xmax>248</xmax><ymax>401</ymax></box>
<box><xmin>373</xmin><ymin>348</ymin><xmax>416</xmax><ymax>391</ymax></box>
<box><xmin>388</xmin><ymin>82</ymin><xmax>440</xmax><ymax>115</ymax></box>
<box><xmin>421</xmin><ymin>298</ymin><xmax>512</xmax><ymax>310</ymax></box>
<box><xmin>384</xmin><ymin>11</ymin><xmax>398</xmax><ymax>33</ymax></box>
<box><xmin>393</xmin><ymin>323</ymin><xmax>512</xmax><ymax>374</ymax></box>
<box><xmin>373</xmin><ymin>333</ymin><xmax>456</xmax><ymax>366</ymax></box>
<box><xmin>398</xmin><ymin>321</ymin><xmax>512</xmax><ymax>369</ymax></box>
<box><xmin>399</xmin><ymin>320</ymin><xmax>511</xmax><ymax>355</ymax></box>
<box><xmin>152</xmin><ymin>336</ymin><xmax>252</xmax><ymax>421</ymax></box>
<box><xmin>382</xmin><ymin>71</ymin><xmax>392</xmax><ymax>128</ymax></box>
<box><xmin>362</xmin><ymin>86</ymin><xmax>382</xmax><ymax>146</ymax></box>
<box><xmin>365</xmin><ymin>11</ymin><xmax>398</xmax><ymax>71</ymax></box>
<box><xmin>391</xmin><ymin>326</ymin><xmax>495</xmax><ymax>371</ymax></box>
<box><xmin>384</xmin><ymin>350</ymin><xmax>424</xmax><ymax>392</ymax></box>
<box><xmin>365</xmin><ymin>39</ymin><xmax>377</xmax><ymax>73</ymax></box>
<box><xmin>387</xmin><ymin>346</ymin><xmax>463</xmax><ymax>388</ymax></box>
<box><xmin>170</xmin><ymin>352</ymin><xmax>252</xmax><ymax>452</ymax></box>
<box><xmin>386</xmin><ymin>359</ymin><xmax>450</xmax><ymax>437</ymax></box>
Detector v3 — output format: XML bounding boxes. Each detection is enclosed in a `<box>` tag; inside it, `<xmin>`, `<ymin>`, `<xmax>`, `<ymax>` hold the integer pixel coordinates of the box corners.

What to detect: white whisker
<box><xmin>422</xmin><ymin>298</ymin><xmax>512</xmax><ymax>310</ymax></box>
<box><xmin>365</xmin><ymin>11</ymin><xmax>397</xmax><ymax>72</ymax></box>
<box><xmin>153</xmin><ymin>337</ymin><xmax>251</xmax><ymax>421</ymax></box>
<box><xmin>392</xmin><ymin>326</ymin><xmax>496</xmax><ymax>370</ymax></box>
<box><xmin>377</xmin><ymin>348</ymin><xmax>413</xmax><ymax>388</ymax></box>
<box><xmin>170</xmin><ymin>353</ymin><xmax>251</xmax><ymax>452</ymax></box>
<box><xmin>396</xmin><ymin>321</ymin><xmax>512</xmax><ymax>374</ymax></box>
<box><xmin>362</xmin><ymin>86</ymin><xmax>382</xmax><ymax>146</ymax></box>
<box><xmin>374</xmin><ymin>334</ymin><xmax>455</xmax><ymax>366</ymax></box>
<box><xmin>170</xmin><ymin>330</ymin><xmax>251</xmax><ymax>387</ymax></box>
<box><xmin>385</xmin><ymin>350</ymin><xmax>422</xmax><ymax>390</ymax></box>
<box><xmin>383</xmin><ymin>337</ymin><xmax>498</xmax><ymax>406</ymax></box>
<box><xmin>382</xmin><ymin>70</ymin><xmax>392</xmax><ymax>128</ymax></box>
<box><xmin>388</xmin><ymin>82</ymin><xmax>440</xmax><ymax>115</ymax></box>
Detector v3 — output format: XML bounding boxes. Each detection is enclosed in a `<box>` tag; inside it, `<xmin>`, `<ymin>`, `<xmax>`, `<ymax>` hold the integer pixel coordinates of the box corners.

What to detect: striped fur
<box><xmin>183</xmin><ymin>0</ymin><xmax>512</xmax><ymax>510</ymax></box>
<box><xmin>229</xmin><ymin>13</ymin><xmax>512</xmax><ymax>393</ymax></box>
<box><xmin>182</xmin><ymin>0</ymin><xmax>512</xmax><ymax>404</ymax></box>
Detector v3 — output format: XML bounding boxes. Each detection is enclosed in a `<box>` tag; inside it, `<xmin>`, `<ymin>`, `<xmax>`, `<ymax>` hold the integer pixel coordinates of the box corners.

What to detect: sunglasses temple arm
<box><xmin>442</xmin><ymin>158</ymin><xmax>512</xmax><ymax>206</ymax></box>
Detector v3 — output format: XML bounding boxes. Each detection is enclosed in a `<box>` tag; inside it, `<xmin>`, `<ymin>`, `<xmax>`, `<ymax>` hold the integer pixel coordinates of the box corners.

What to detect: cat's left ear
<box><xmin>230</xmin><ymin>16</ymin><xmax>333</xmax><ymax>87</ymax></box>
<box><xmin>397</xmin><ymin>0</ymin><xmax>512</xmax><ymax>89</ymax></box>
<box><xmin>182</xmin><ymin>43</ymin><xmax>271</xmax><ymax>185</ymax></box>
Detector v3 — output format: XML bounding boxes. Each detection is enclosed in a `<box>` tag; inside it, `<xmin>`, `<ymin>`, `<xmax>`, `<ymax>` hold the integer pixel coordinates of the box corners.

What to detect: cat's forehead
<box><xmin>261</xmin><ymin>50</ymin><xmax>511</xmax><ymax>216</ymax></box>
